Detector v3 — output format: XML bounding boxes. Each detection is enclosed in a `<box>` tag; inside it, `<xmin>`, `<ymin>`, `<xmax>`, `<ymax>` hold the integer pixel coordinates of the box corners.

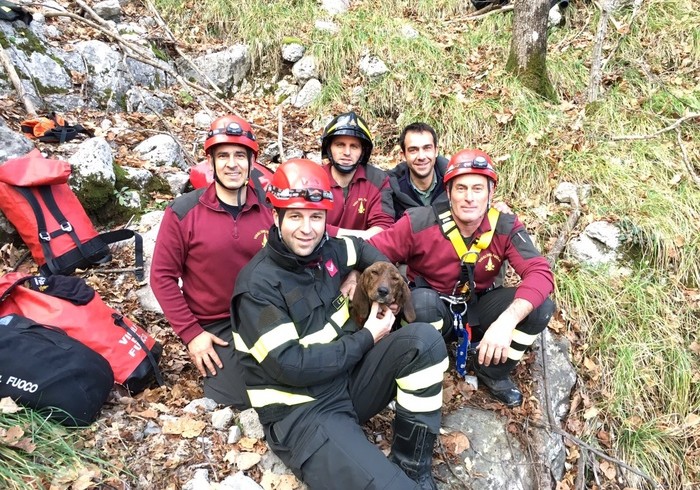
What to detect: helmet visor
<box><xmin>452</xmin><ymin>156</ymin><xmax>491</xmax><ymax>170</ymax></box>
<box><xmin>208</xmin><ymin>122</ymin><xmax>256</xmax><ymax>142</ymax></box>
<box><xmin>267</xmin><ymin>186</ymin><xmax>333</xmax><ymax>204</ymax></box>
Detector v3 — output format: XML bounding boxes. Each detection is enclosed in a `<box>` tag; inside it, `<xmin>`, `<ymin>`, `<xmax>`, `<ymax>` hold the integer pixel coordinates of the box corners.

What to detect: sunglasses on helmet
<box><xmin>208</xmin><ymin>122</ymin><xmax>256</xmax><ymax>141</ymax></box>
<box><xmin>453</xmin><ymin>156</ymin><xmax>491</xmax><ymax>170</ymax></box>
<box><xmin>268</xmin><ymin>186</ymin><xmax>333</xmax><ymax>203</ymax></box>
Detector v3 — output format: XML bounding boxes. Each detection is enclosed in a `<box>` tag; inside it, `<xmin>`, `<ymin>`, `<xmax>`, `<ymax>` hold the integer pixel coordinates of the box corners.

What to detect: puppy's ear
<box><xmin>351</xmin><ymin>273</ymin><xmax>371</xmax><ymax>325</ymax></box>
<box><xmin>400</xmin><ymin>281</ymin><xmax>416</xmax><ymax>323</ymax></box>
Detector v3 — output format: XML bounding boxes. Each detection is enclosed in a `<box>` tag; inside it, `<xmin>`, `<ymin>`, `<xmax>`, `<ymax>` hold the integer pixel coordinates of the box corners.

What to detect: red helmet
<box><xmin>266</xmin><ymin>159</ymin><xmax>334</xmax><ymax>211</ymax></box>
<box><xmin>204</xmin><ymin>114</ymin><xmax>258</xmax><ymax>158</ymax></box>
<box><xmin>444</xmin><ymin>149</ymin><xmax>498</xmax><ymax>188</ymax></box>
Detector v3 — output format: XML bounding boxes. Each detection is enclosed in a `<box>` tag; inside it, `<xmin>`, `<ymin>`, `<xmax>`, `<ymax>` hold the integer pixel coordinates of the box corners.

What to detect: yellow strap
<box><xmin>440</xmin><ymin>208</ymin><xmax>499</xmax><ymax>263</ymax></box>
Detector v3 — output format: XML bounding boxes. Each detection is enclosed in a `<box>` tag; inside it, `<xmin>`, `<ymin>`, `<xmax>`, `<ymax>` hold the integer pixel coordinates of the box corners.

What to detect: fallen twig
<box><xmin>575</xmin><ymin>448</ymin><xmax>588</xmax><ymax>490</ymax></box>
<box><xmin>611</xmin><ymin>112</ymin><xmax>700</xmax><ymax>141</ymax></box>
<box><xmin>145</xmin><ymin>0</ymin><xmax>223</xmax><ymax>96</ymax></box>
<box><xmin>587</xmin><ymin>0</ymin><xmax>614</xmax><ymax>103</ymax></box>
<box><xmin>676</xmin><ymin>128</ymin><xmax>700</xmax><ymax>189</ymax></box>
<box><xmin>277</xmin><ymin>106</ymin><xmax>285</xmax><ymax>163</ymax></box>
<box><xmin>525</xmin><ymin>418</ymin><xmax>661</xmax><ymax>489</ymax></box>
<box><xmin>443</xmin><ymin>4</ymin><xmax>513</xmax><ymax>24</ymax></box>
<box><xmin>0</xmin><ymin>47</ymin><xmax>37</xmax><ymax>116</ymax></box>
<box><xmin>435</xmin><ymin>438</ymin><xmax>469</xmax><ymax>489</ymax></box>
<box><xmin>546</xmin><ymin>194</ymin><xmax>582</xmax><ymax>268</ymax></box>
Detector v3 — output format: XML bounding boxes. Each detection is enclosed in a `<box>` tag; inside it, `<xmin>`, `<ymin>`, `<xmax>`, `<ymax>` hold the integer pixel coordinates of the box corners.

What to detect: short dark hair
<box><xmin>398</xmin><ymin>122</ymin><xmax>438</xmax><ymax>152</ymax></box>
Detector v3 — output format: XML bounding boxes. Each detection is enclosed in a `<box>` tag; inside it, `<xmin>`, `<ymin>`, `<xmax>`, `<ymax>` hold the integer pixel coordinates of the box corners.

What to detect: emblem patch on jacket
<box><xmin>353</xmin><ymin>198</ymin><xmax>367</xmax><ymax>214</ymax></box>
<box><xmin>325</xmin><ymin>259</ymin><xmax>338</xmax><ymax>277</ymax></box>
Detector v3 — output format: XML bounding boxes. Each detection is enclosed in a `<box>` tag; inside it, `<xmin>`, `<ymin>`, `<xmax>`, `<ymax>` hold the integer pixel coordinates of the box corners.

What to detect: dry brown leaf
<box><xmin>583</xmin><ymin>406</ymin><xmax>599</xmax><ymax>420</ymax></box>
<box><xmin>684</xmin><ymin>413</ymin><xmax>700</xmax><ymax>428</ymax></box>
<box><xmin>600</xmin><ymin>460</ymin><xmax>617</xmax><ymax>480</ymax></box>
<box><xmin>137</xmin><ymin>408</ymin><xmax>159</xmax><ymax>419</ymax></box>
<box><xmin>0</xmin><ymin>397</ymin><xmax>21</xmax><ymax>414</ymax></box>
<box><xmin>260</xmin><ymin>471</ymin><xmax>302</xmax><ymax>490</ymax></box>
<box><xmin>162</xmin><ymin>416</ymin><xmax>206</xmax><ymax>438</ymax></box>
<box><xmin>440</xmin><ymin>431</ymin><xmax>470</xmax><ymax>454</ymax></box>
<box><xmin>238</xmin><ymin>436</ymin><xmax>258</xmax><ymax>451</ymax></box>
<box><xmin>597</xmin><ymin>429</ymin><xmax>612</xmax><ymax>448</ymax></box>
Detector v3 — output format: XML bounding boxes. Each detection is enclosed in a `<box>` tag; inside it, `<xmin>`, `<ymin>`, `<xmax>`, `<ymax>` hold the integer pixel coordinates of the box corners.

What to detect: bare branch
<box><xmin>587</xmin><ymin>0</ymin><xmax>614</xmax><ymax>103</ymax></box>
<box><xmin>277</xmin><ymin>106</ymin><xmax>285</xmax><ymax>163</ymax></box>
<box><xmin>145</xmin><ymin>0</ymin><xmax>223</xmax><ymax>97</ymax></box>
<box><xmin>525</xmin><ymin>418</ymin><xmax>661</xmax><ymax>489</ymax></box>
<box><xmin>546</xmin><ymin>191</ymin><xmax>582</xmax><ymax>268</ymax></box>
<box><xmin>676</xmin><ymin>128</ymin><xmax>700</xmax><ymax>189</ymax></box>
<box><xmin>611</xmin><ymin>113</ymin><xmax>700</xmax><ymax>141</ymax></box>
<box><xmin>0</xmin><ymin>47</ymin><xmax>38</xmax><ymax>116</ymax></box>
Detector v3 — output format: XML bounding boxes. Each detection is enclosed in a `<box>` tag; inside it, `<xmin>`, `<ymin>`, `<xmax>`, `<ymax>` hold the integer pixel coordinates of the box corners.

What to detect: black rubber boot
<box><xmin>473</xmin><ymin>360</ymin><xmax>523</xmax><ymax>408</ymax></box>
<box><xmin>389</xmin><ymin>416</ymin><xmax>438</xmax><ymax>490</ymax></box>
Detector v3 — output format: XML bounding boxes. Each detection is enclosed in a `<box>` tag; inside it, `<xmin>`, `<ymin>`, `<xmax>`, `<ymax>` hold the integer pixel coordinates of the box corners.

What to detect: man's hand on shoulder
<box><xmin>187</xmin><ymin>331</ymin><xmax>228</xmax><ymax>377</ymax></box>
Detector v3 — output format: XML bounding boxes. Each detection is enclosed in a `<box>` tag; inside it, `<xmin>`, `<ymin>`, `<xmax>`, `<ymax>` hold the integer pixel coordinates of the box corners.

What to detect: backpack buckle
<box><xmin>60</xmin><ymin>221</ymin><xmax>73</xmax><ymax>232</ymax></box>
<box><xmin>39</xmin><ymin>231</ymin><xmax>51</xmax><ymax>242</ymax></box>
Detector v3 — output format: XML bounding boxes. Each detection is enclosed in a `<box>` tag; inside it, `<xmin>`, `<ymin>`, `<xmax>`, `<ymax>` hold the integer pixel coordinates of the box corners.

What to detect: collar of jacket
<box><xmin>200</xmin><ymin>181</ymin><xmax>262</xmax><ymax>212</ymax></box>
<box><xmin>266</xmin><ymin>225</ymin><xmax>327</xmax><ymax>272</ymax></box>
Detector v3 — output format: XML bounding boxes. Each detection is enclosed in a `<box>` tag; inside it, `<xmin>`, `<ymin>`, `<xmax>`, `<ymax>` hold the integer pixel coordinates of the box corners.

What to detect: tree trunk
<box><xmin>506</xmin><ymin>0</ymin><xmax>556</xmax><ymax>101</ymax></box>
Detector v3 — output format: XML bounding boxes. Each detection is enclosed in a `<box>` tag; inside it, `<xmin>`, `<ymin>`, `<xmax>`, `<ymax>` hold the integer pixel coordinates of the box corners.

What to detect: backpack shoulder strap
<box><xmin>97</xmin><ymin>229</ymin><xmax>144</xmax><ymax>281</ymax></box>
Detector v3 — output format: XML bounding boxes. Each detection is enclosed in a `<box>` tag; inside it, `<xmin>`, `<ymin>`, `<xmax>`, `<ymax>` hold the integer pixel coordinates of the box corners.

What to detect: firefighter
<box><xmin>231</xmin><ymin>159</ymin><xmax>448</xmax><ymax>489</ymax></box>
<box><xmin>370</xmin><ymin>149</ymin><xmax>555</xmax><ymax>407</ymax></box>
<box><xmin>320</xmin><ymin>111</ymin><xmax>396</xmax><ymax>239</ymax></box>
<box><xmin>151</xmin><ymin>114</ymin><xmax>273</xmax><ymax>408</ymax></box>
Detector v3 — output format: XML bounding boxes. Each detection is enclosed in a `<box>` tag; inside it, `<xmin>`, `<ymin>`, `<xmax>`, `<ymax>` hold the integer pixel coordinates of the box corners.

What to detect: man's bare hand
<box><xmin>340</xmin><ymin>270</ymin><xmax>360</xmax><ymax>298</ymax></box>
<box><xmin>492</xmin><ymin>201</ymin><xmax>513</xmax><ymax>214</ymax></box>
<box><xmin>477</xmin><ymin>318</ymin><xmax>514</xmax><ymax>367</ymax></box>
<box><xmin>187</xmin><ymin>331</ymin><xmax>228</xmax><ymax>377</ymax></box>
<box><xmin>363</xmin><ymin>301</ymin><xmax>394</xmax><ymax>343</ymax></box>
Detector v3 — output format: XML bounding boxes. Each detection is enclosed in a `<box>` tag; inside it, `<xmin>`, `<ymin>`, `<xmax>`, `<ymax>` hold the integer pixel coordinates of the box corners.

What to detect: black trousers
<box><xmin>264</xmin><ymin>323</ymin><xmax>447</xmax><ymax>490</ymax></box>
<box><xmin>412</xmin><ymin>286</ymin><xmax>555</xmax><ymax>378</ymax></box>
<box><xmin>201</xmin><ymin>317</ymin><xmax>250</xmax><ymax>409</ymax></box>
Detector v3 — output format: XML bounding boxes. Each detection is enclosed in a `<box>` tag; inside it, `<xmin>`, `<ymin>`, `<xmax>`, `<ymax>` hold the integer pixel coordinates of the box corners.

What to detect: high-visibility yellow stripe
<box><xmin>508</xmin><ymin>348</ymin><xmax>526</xmax><ymax>361</ymax></box>
<box><xmin>396</xmin><ymin>389</ymin><xmax>443</xmax><ymax>413</ymax></box>
<box><xmin>300</xmin><ymin>323</ymin><xmax>338</xmax><ymax>346</ymax></box>
<box><xmin>232</xmin><ymin>332</ymin><xmax>250</xmax><ymax>353</ymax></box>
<box><xmin>330</xmin><ymin>297</ymin><xmax>350</xmax><ymax>327</ymax></box>
<box><xmin>247</xmin><ymin>388</ymin><xmax>314</xmax><ymax>408</ymax></box>
<box><xmin>396</xmin><ymin>356</ymin><xmax>449</xmax><ymax>391</ymax></box>
<box><xmin>250</xmin><ymin>323</ymin><xmax>298</xmax><ymax>363</ymax></box>
<box><xmin>512</xmin><ymin>330</ymin><xmax>538</xmax><ymax>346</ymax></box>
<box><xmin>340</xmin><ymin>236</ymin><xmax>357</xmax><ymax>266</ymax></box>
<box><xmin>442</xmin><ymin>207</ymin><xmax>500</xmax><ymax>264</ymax></box>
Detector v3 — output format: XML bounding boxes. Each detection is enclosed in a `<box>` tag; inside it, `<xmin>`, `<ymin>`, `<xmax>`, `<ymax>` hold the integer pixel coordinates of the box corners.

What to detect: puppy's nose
<box><xmin>377</xmin><ymin>286</ymin><xmax>389</xmax><ymax>297</ymax></box>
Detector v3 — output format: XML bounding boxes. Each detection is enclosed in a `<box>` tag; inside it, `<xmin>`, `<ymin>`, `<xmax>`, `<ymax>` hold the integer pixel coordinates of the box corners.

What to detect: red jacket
<box><xmin>323</xmin><ymin>164</ymin><xmax>395</xmax><ymax>236</ymax></box>
<box><xmin>369</xmin><ymin>205</ymin><xmax>554</xmax><ymax>309</ymax></box>
<box><xmin>150</xmin><ymin>183</ymin><xmax>273</xmax><ymax>344</ymax></box>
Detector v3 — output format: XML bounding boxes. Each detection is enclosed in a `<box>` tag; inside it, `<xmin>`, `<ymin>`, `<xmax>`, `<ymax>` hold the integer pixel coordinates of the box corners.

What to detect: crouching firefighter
<box><xmin>370</xmin><ymin>149</ymin><xmax>555</xmax><ymax>407</ymax></box>
<box><xmin>231</xmin><ymin>159</ymin><xmax>449</xmax><ymax>489</ymax></box>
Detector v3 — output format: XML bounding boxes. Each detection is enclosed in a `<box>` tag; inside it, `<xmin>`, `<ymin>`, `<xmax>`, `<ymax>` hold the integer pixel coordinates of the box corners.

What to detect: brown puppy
<box><xmin>351</xmin><ymin>261</ymin><xmax>416</xmax><ymax>326</ymax></box>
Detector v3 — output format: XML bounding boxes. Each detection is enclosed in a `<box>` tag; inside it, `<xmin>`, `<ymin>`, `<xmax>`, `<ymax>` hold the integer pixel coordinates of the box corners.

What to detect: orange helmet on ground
<box><xmin>204</xmin><ymin>115</ymin><xmax>258</xmax><ymax>158</ymax></box>
<box><xmin>266</xmin><ymin>159</ymin><xmax>334</xmax><ymax>211</ymax></box>
<box><xmin>443</xmin><ymin>149</ymin><xmax>498</xmax><ymax>188</ymax></box>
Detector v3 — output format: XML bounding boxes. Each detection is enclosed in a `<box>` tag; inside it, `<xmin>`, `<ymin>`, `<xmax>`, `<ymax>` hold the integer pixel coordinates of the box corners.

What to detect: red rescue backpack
<box><xmin>0</xmin><ymin>149</ymin><xmax>143</xmax><ymax>279</ymax></box>
<box><xmin>0</xmin><ymin>272</ymin><xmax>163</xmax><ymax>394</ymax></box>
